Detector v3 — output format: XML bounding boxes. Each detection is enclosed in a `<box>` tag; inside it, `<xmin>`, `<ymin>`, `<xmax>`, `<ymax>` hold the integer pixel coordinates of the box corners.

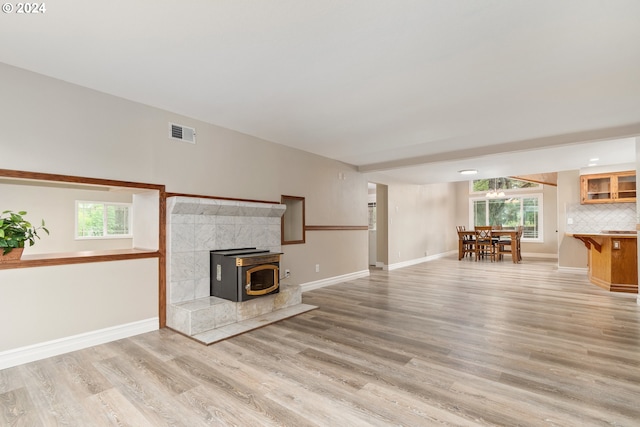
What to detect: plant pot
<box><xmin>0</xmin><ymin>247</ymin><xmax>24</xmax><ymax>262</ymax></box>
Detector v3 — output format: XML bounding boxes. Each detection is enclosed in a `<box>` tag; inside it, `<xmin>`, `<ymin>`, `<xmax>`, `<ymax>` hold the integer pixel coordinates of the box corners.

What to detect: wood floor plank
<box><xmin>3</xmin><ymin>256</ymin><xmax>640</xmax><ymax>425</ymax></box>
<box><xmin>0</xmin><ymin>386</ymin><xmax>44</xmax><ymax>426</ymax></box>
<box><xmin>18</xmin><ymin>358</ymin><xmax>96</xmax><ymax>426</ymax></box>
<box><xmin>85</xmin><ymin>387</ymin><xmax>156</xmax><ymax>427</ymax></box>
<box><xmin>172</xmin><ymin>353</ymin><xmax>316</xmax><ymax>427</ymax></box>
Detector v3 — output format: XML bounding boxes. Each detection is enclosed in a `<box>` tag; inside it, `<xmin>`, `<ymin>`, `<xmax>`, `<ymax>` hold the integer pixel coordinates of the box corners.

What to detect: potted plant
<box><xmin>0</xmin><ymin>210</ymin><xmax>49</xmax><ymax>261</ymax></box>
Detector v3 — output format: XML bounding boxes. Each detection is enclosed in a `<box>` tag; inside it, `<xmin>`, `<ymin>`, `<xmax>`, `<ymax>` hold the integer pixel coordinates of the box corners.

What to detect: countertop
<box><xmin>566</xmin><ymin>231</ymin><xmax>637</xmax><ymax>238</ymax></box>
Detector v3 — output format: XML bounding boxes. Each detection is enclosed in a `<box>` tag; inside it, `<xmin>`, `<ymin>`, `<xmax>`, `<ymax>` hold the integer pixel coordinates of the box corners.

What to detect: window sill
<box><xmin>0</xmin><ymin>248</ymin><xmax>160</xmax><ymax>270</ymax></box>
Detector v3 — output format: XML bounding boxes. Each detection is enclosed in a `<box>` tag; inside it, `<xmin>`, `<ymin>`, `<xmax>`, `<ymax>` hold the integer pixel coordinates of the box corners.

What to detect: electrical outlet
<box><xmin>285</xmin><ymin>269</ymin><xmax>290</xmax><ymax>277</ymax></box>
<box><xmin>315</xmin><ymin>264</ymin><xmax>320</xmax><ymax>273</ymax></box>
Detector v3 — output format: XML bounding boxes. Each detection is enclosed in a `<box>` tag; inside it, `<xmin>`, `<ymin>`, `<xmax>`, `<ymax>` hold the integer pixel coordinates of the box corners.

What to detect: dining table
<box><xmin>457</xmin><ymin>228</ymin><xmax>522</xmax><ymax>263</ymax></box>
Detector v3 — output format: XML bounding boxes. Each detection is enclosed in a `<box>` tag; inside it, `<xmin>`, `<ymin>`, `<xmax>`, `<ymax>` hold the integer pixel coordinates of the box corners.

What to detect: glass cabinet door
<box><xmin>585</xmin><ymin>176</ymin><xmax>611</xmax><ymax>201</ymax></box>
<box><xmin>616</xmin><ymin>174</ymin><xmax>636</xmax><ymax>201</ymax></box>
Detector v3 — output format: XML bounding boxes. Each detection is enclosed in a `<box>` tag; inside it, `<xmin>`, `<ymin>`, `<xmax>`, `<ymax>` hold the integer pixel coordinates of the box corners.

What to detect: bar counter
<box><xmin>568</xmin><ymin>232</ymin><xmax>637</xmax><ymax>293</ymax></box>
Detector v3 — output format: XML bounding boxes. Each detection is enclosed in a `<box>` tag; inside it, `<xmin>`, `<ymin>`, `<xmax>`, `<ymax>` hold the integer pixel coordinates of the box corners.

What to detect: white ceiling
<box><xmin>1</xmin><ymin>0</ymin><xmax>639</xmax><ymax>184</ymax></box>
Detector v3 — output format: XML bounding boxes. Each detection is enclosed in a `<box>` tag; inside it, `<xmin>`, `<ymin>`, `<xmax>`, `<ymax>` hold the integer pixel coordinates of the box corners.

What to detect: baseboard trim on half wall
<box><xmin>384</xmin><ymin>250</ymin><xmax>457</xmax><ymax>271</ymax></box>
<box><xmin>557</xmin><ymin>266</ymin><xmax>589</xmax><ymax>274</ymax></box>
<box><xmin>300</xmin><ymin>270</ymin><xmax>370</xmax><ymax>292</ymax></box>
<box><xmin>0</xmin><ymin>317</ymin><xmax>159</xmax><ymax>370</ymax></box>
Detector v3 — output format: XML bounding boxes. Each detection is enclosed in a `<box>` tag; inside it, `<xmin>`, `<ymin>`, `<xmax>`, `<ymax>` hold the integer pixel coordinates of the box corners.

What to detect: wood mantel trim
<box><xmin>572</xmin><ymin>235</ymin><xmax>602</xmax><ymax>252</ymax></box>
<box><xmin>165</xmin><ymin>192</ymin><xmax>280</xmax><ymax>205</ymax></box>
<box><xmin>305</xmin><ymin>225</ymin><xmax>369</xmax><ymax>231</ymax></box>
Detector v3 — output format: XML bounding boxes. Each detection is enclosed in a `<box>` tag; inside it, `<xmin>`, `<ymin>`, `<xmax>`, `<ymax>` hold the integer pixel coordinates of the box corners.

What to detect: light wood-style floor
<box><xmin>2</xmin><ymin>256</ymin><xmax>640</xmax><ymax>426</ymax></box>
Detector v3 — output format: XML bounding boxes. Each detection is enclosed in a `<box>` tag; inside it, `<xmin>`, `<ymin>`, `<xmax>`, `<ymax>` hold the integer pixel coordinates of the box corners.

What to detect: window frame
<box><xmin>75</xmin><ymin>200</ymin><xmax>134</xmax><ymax>240</ymax></box>
<box><xmin>468</xmin><ymin>178</ymin><xmax>542</xmax><ymax>196</ymax></box>
<box><xmin>468</xmin><ymin>192</ymin><xmax>544</xmax><ymax>243</ymax></box>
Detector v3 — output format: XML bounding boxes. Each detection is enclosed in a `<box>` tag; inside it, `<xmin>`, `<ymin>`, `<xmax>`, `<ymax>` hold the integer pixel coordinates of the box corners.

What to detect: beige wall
<box><xmin>0</xmin><ymin>62</ymin><xmax>367</xmax><ymax>354</ymax></box>
<box><xmin>0</xmin><ymin>259</ymin><xmax>158</xmax><ymax>352</ymax></box>
<box><xmin>557</xmin><ymin>170</ymin><xmax>588</xmax><ymax>269</ymax></box>
<box><xmin>455</xmin><ymin>181</ymin><xmax>471</xmax><ymax>228</ymax></box>
<box><xmin>527</xmin><ymin>184</ymin><xmax>558</xmax><ymax>255</ymax></box>
<box><xmin>386</xmin><ymin>182</ymin><xmax>459</xmax><ymax>264</ymax></box>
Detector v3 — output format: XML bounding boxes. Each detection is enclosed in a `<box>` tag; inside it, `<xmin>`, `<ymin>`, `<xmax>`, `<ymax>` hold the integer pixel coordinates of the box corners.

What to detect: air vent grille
<box><xmin>169</xmin><ymin>123</ymin><xmax>196</xmax><ymax>144</ymax></box>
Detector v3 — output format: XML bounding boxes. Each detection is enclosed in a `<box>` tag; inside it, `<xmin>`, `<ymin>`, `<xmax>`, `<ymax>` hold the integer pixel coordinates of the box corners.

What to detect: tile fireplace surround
<box><xmin>166</xmin><ymin>196</ymin><xmax>316</xmax><ymax>344</ymax></box>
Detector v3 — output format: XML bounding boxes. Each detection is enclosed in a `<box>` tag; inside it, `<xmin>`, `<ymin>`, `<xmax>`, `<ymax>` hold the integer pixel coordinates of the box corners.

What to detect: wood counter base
<box><xmin>569</xmin><ymin>233</ymin><xmax>638</xmax><ymax>293</ymax></box>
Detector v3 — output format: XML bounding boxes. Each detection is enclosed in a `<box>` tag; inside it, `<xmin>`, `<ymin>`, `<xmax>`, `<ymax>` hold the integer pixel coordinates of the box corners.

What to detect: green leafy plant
<box><xmin>0</xmin><ymin>210</ymin><xmax>49</xmax><ymax>255</ymax></box>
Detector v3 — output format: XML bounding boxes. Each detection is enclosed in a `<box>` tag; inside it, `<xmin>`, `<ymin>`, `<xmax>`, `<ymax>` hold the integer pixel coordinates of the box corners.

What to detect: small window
<box><xmin>76</xmin><ymin>201</ymin><xmax>133</xmax><ymax>239</ymax></box>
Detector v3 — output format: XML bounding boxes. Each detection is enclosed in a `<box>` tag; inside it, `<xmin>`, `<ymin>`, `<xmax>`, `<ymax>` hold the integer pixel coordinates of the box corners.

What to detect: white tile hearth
<box><xmin>192</xmin><ymin>303</ymin><xmax>317</xmax><ymax>345</ymax></box>
<box><xmin>167</xmin><ymin>283</ymin><xmax>315</xmax><ymax>343</ymax></box>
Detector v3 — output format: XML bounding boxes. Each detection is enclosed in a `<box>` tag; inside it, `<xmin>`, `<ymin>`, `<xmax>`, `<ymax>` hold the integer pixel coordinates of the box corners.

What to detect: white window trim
<box><xmin>468</xmin><ymin>193</ymin><xmax>544</xmax><ymax>243</ymax></box>
<box><xmin>75</xmin><ymin>201</ymin><xmax>133</xmax><ymax>240</ymax></box>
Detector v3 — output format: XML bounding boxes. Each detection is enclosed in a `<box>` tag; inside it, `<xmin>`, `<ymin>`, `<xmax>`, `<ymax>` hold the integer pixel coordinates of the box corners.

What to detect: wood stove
<box><xmin>210</xmin><ymin>248</ymin><xmax>282</xmax><ymax>302</ymax></box>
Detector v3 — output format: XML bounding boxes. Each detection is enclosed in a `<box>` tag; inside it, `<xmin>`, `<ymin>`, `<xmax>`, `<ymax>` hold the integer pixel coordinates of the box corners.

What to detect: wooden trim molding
<box><xmin>281</xmin><ymin>195</ymin><xmax>306</xmax><ymax>245</ymax></box>
<box><xmin>0</xmin><ymin>168</ymin><xmax>164</xmax><ymax>191</ymax></box>
<box><xmin>0</xmin><ymin>249</ymin><xmax>161</xmax><ymax>270</ymax></box>
<box><xmin>158</xmin><ymin>192</ymin><xmax>167</xmax><ymax>328</ymax></box>
<box><xmin>305</xmin><ymin>225</ymin><xmax>369</xmax><ymax>231</ymax></box>
<box><xmin>165</xmin><ymin>192</ymin><xmax>280</xmax><ymax>205</ymax></box>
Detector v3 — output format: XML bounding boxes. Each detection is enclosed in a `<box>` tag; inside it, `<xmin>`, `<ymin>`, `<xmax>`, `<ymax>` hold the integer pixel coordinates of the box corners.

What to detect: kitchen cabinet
<box><xmin>580</xmin><ymin>171</ymin><xmax>636</xmax><ymax>204</ymax></box>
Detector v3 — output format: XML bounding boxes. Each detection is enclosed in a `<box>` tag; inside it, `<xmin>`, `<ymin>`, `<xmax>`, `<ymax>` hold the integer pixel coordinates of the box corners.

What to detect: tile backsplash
<box><xmin>566</xmin><ymin>203</ymin><xmax>637</xmax><ymax>233</ymax></box>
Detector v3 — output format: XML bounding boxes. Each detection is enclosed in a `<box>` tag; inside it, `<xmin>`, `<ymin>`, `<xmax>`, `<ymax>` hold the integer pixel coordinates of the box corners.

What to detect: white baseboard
<box><xmin>557</xmin><ymin>266</ymin><xmax>588</xmax><ymax>274</ymax></box>
<box><xmin>300</xmin><ymin>270</ymin><xmax>370</xmax><ymax>292</ymax></box>
<box><xmin>0</xmin><ymin>317</ymin><xmax>158</xmax><ymax>370</ymax></box>
<box><xmin>385</xmin><ymin>250</ymin><xmax>457</xmax><ymax>271</ymax></box>
<box><xmin>521</xmin><ymin>252</ymin><xmax>558</xmax><ymax>259</ymax></box>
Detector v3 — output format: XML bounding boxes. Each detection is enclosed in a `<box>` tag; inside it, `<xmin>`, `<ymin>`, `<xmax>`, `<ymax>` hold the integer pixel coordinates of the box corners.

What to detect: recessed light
<box><xmin>588</xmin><ymin>163</ymin><xmax>597</xmax><ymax>167</ymax></box>
<box><xmin>589</xmin><ymin>158</ymin><xmax>599</xmax><ymax>162</ymax></box>
<box><xmin>458</xmin><ymin>169</ymin><xmax>478</xmax><ymax>175</ymax></box>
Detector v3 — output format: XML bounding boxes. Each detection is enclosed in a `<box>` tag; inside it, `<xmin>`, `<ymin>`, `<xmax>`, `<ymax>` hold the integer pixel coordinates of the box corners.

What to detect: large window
<box><xmin>76</xmin><ymin>201</ymin><xmax>132</xmax><ymax>239</ymax></box>
<box><xmin>469</xmin><ymin>178</ymin><xmax>543</xmax><ymax>242</ymax></box>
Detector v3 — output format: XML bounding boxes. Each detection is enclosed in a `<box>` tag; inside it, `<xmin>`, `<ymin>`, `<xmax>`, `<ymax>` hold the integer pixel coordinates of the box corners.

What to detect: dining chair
<box><xmin>497</xmin><ymin>226</ymin><xmax>523</xmax><ymax>262</ymax></box>
<box><xmin>457</xmin><ymin>226</ymin><xmax>475</xmax><ymax>259</ymax></box>
<box><xmin>474</xmin><ymin>227</ymin><xmax>496</xmax><ymax>261</ymax></box>
<box><xmin>515</xmin><ymin>225</ymin><xmax>524</xmax><ymax>261</ymax></box>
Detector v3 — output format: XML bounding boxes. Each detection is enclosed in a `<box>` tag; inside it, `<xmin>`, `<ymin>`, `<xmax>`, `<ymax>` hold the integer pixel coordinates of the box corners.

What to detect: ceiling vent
<box><xmin>169</xmin><ymin>123</ymin><xmax>196</xmax><ymax>144</ymax></box>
